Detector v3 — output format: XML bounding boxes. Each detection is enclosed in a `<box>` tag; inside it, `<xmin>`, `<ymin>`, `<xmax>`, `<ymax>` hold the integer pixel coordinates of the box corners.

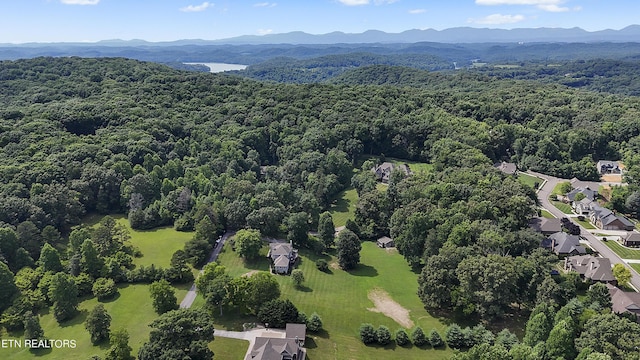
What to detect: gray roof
<box><xmin>567</xmin><ymin>255</ymin><xmax>616</xmax><ymax>282</ymax></box>
<box><xmin>377</xmin><ymin>236</ymin><xmax>394</xmax><ymax>245</ymax></box>
<box><xmin>247</xmin><ymin>338</ymin><xmax>306</xmax><ymax>360</ymax></box>
<box><xmin>608</xmin><ymin>284</ymin><xmax>640</xmax><ymax>316</ymax></box>
<box><xmin>548</xmin><ymin>232</ymin><xmax>586</xmax><ymax>255</ymax></box>
<box><xmin>566</xmin><ymin>186</ymin><xmax>598</xmax><ymax>201</ymax></box>
<box><xmin>495</xmin><ymin>161</ymin><xmax>517</xmax><ymax>175</ymax></box>
<box><xmin>624</xmin><ymin>232</ymin><xmax>640</xmax><ymax>242</ymax></box>
<box><xmin>269</xmin><ymin>242</ymin><xmax>293</xmax><ymax>258</ymax></box>
<box><xmin>286</xmin><ymin>323</ymin><xmax>306</xmax><ymax>340</ymax></box>
<box><xmin>529</xmin><ymin>217</ymin><xmax>563</xmax><ymax>234</ymax></box>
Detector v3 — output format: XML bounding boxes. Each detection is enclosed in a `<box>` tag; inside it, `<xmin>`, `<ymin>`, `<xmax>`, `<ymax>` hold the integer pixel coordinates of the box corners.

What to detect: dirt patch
<box><xmin>367</xmin><ymin>288</ymin><xmax>414</xmax><ymax>328</ymax></box>
<box><xmin>385</xmin><ymin>247</ymin><xmax>397</xmax><ymax>254</ymax></box>
<box><xmin>602</xmin><ymin>174</ymin><xmax>623</xmax><ymax>183</ymax></box>
<box><xmin>329</xmin><ymin>261</ymin><xmax>340</xmax><ymax>270</ymax></box>
<box><xmin>242</xmin><ymin>270</ymin><xmax>259</xmax><ymax>277</ymax></box>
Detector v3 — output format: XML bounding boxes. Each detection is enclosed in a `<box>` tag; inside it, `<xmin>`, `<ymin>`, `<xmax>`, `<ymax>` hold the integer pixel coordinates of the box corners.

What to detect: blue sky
<box><xmin>1</xmin><ymin>0</ymin><xmax>637</xmax><ymax>43</ymax></box>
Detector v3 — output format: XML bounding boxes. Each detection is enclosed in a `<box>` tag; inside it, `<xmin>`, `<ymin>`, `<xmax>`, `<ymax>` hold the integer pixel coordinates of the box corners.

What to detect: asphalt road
<box><xmin>526</xmin><ymin>170</ymin><xmax>640</xmax><ymax>291</ymax></box>
<box><xmin>179</xmin><ymin>230</ymin><xmax>235</xmax><ymax>309</ymax></box>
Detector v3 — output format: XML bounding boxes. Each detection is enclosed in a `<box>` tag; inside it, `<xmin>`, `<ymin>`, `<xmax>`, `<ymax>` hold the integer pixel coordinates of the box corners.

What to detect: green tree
<box><xmin>307</xmin><ymin>312</ymin><xmax>323</xmax><ymax>332</ymax></box>
<box><xmin>575</xmin><ymin>313</ymin><xmax>640</xmax><ymax>358</ymax></box>
<box><xmin>376</xmin><ymin>325</ymin><xmax>392</xmax><ymax>345</ymax></box>
<box><xmin>359</xmin><ymin>323</ymin><xmax>376</xmax><ymax>344</ymax></box>
<box><xmin>336</xmin><ymin>229</ymin><xmax>361</xmax><ymax>270</ymax></box>
<box><xmin>395</xmin><ymin>328</ymin><xmax>409</xmax><ymax>346</ymax></box>
<box><xmin>38</xmin><ymin>243</ymin><xmax>63</xmax><ymax>273</ymax></box>
<box><xmin>612</xmin><ymin>263</ymin><xmax>632</xmax><ymax>286</ymax></box>
<box><xmin>523</xmin><ymin>312</ymin><xmax>551</xmax><ymax>346</ymax></box>
<box><xmin>138</xmin><ymin>309</ymin><xmax>214</xmax><ymax>360</ymax></box>
<box><xmin>81</xmin><ymin>239</ymin><xmax>104</xmax><ymax>278</ymax></box>
<box><xmin>429</xmin><ymin>329</ymin><xmax>444</xmax><ymax>348</ymax></box>
<box><xmin>85</xmin><ymin>304</ymin><xmax>111</xmax><ymax>344</ymax></box>
<box><xmin>317</xmin><ymin>212</ymin><xmax>335</xmax><ymax>248</ymax></box>
<box><xmin>445</xmin><ymin>324</ymin><xmax>465</xmax><ymax>349</ymax></box>
<box><xmin>286</xmin><ymin>212</ymin><xmax>309</xmax><ymax>247</ymax></box>
<box><xmin>546</xmin><ymin>319</ymin><xmax>577</xmax><ymax>360</ymax></box>
<box><xmin>234</xmin><ymin>229</ymin><xmax>263</xmax><ymax>260</ymax></box>
<box><xmin>411</xmin><ymin>326</ymin><xmax>427</xmax><ymax>346</ymax></box>
<box><xmin>291</xmin><ymin>269</ymin><xmax>304</xmax><ymax>288</ymax></box>
<box><xmin>23</xmin><ymin>310</ymin><xmax>44</xmax><ymax>342</ymax></box>
<box><xmin>92</xmin><ymin>278</ymin><xmax>118</xmax><ymax>301</ymax></box>
<box><xmin>242</xmin><ymin>272</ymin><xmax>281</xmax><ymax>314</ymax></box>
<box><xmin>257</xmin><ymin>299</ymin><xmax>299</xmax><ymax>328</ymax></box>
<box><xmin>194</xmin><ymin>215</ymin><xmax>220</xmax><ymax>244</ymax></box>
<box><xmin>105</xmin><ymin>328</ymin><xmax>134</xmax><ymax>360</ymax></box>
<box><xmin>495</xmin><ymin>328</ymin><xmax>519</xmax><ymax>350</ymax></box>
<box><xmin>49</xmin><ymin>272</ymin><xmax>79</xmax><ymax>323</ymax></box>
<box><xmin>0</xmin><ymin>262</ymin><xmax>18</xmax><ymax>312</ymax></box>
<box><xmin>585</xmin><ymin>282</ymin><xmax>612</xmax><ymax>309</ymax></box>
<box><xmin>148</xmin><ymin>279</ymin><xmax>178</xmax><ymax>314</ymax></box>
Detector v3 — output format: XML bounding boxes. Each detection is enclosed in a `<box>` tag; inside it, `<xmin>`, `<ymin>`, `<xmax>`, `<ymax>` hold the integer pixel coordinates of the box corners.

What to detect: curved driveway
<box><xmin>526</xmin><ymin>170</ymin><xmax>640</xmax><ymax>291</ymax></box>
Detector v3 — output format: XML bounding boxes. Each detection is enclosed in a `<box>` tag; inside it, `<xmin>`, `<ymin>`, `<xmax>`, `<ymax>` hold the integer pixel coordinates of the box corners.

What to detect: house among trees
<box><xmin>620</xmin><ymin>232</ymin><xmax>640</xmax><ymax>247</ymax></box>
<box><xmin>376</xmin><ymin>236</ymin><xmax>395</xmax><ymax>248</ymax></box>
<box><xmin>597</xmin><ymin>160</ymin><xmax>623</xmax><ymax>175</ymax></box>
<box><xmin>371</xmin><ymin>162</ymin><xmax>411</xmax><ymax>183</ymax></box>
<box><xmin>267</xmin><ymin>242</ymin><xmax>298</xmax><ymax>274</ymax></box>
<box><xmin>246</xmin><ymin>324</ymin><xmax>307</xmax><ymax>360</ymax></box>
<box><xmin>529</xmin><ymin>217</ymin><xmax>563</xmax><ymax>236</ymax></box>
<box><xmin>571</xmin><ymin>198</ymin><xmax>634</xmax><ymax>231</ymax></box>
<box><xmin>494</xmin><ymin>161</ymin><xmax>518</xmax><ymax>175</ymax></box>
<box><xmin>565</xmin><ymin>186</ymin><xmax>598</xmax><ymax>202</ymax></box>
<box><xmin>564</xmin><ymin>255</ymin><xmax>616</xmax><ymax>284</ymax></box>
<box><xmin>543</xmin><ymin>232</ymin><xmax>586</xmax><ymax>256</ymax></box>
<box><xmin>607</xmin><ymin>283</ymin><xmax>640</xmax><ymax>322</ymax></box>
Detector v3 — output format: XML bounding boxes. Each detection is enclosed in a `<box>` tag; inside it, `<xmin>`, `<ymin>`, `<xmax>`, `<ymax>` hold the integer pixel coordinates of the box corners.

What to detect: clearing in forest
<box><xmin>367</xmin><ymin>287</ymin><xmax>414</xmax><ymax>328</ymax></box>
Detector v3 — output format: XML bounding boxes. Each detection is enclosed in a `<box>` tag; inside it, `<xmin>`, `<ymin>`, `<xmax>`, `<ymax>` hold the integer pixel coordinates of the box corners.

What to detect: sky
<box><xmin>0</xmin><ymin>0</ymin><xmax>638</xmax><ymax>43</ymax></box>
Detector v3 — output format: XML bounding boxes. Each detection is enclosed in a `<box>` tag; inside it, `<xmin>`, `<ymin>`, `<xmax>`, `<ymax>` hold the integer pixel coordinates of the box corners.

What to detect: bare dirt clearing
<box><xmin>367</xmin><ymin>288</ymin><xmax>414</xmax><ymax>328</ymax></box>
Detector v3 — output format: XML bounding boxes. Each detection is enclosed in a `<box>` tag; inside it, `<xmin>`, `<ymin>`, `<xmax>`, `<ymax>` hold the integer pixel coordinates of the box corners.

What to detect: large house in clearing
<box><xmin>267</xmin><ymin>242</ymin><xmax>298</xmax><ymax>274</ymax></box>
<box><xmin>571</xmin><ymin>198</ymin><xmax>634</xmax><ymax>231</ymax></box>
<box><xmin>564</xmin><ymin>255</ymin><xmax>616</xmax><ymax>284</ymax></box>
<box><xmin>246</xmin><ymin>324</ymin><xmax>307</xmax><ymax>360</ymax></box>
<box><xmin>371</xmin><ymin>162</ymin><xmax>411</xmax><ymax>183</ymax></box>
<box><xmin>543</xmin><ymin>232</ymin><xmax>586</xmax><ymax>256</ymax></box>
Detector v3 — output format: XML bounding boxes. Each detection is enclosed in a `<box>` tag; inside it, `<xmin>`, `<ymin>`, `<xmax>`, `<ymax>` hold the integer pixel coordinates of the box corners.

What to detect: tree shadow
<box><xmin>294</xmin><ymin>285</ymin><xmax>313</xmax><ymax>293</ymax></box>
<box><xmin>304</xmin><ymin>337</ymin><xmax>318</xmax><ymax>349</ymax></box>
<box><xmin>242</xmin><ymin>258</ymin><xmax>270</xmax><ymax>271</ymax></box>
<box><xmin>59</xmin><ymin>309</ymin><xmax>88</xmax><ymax>328</ymax></box>
<box><xmin>98</xmin><ymin>292</ymin><xmax>121</xmax><ymax>303</ymax></box>
<box><xmin>348</xmin><ymin>264</ymin><xmax>378</xmax><ymax>277</ymax></box>
<box><xmin>311</xmin><ymin>329</ymin><xmax>330</xmax><ymax>339</ymax></box>
<box><xmin>30</xmin><ymin>346</ymin><xmax>53</xmax><ymax>357</ymax></box>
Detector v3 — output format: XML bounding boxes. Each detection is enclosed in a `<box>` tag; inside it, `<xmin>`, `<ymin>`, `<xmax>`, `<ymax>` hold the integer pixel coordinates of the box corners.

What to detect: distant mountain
<box><xmin>209</xmin><ymin>26</ymin><xmax>640</xmax><ymax>45</ymax></box>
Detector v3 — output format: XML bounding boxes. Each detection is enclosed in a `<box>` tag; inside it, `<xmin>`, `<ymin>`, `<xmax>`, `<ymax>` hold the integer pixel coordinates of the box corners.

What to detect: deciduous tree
<box><xmin>148</xmin><ymin>279</ymin><xmax>178</xmax><ymax>314</ymax></box>
<box><xmin>336</xmin><ymin>229</ymin><xmax>361</xmax><ymax>270</ymax></box>
<box><xmin>85</xmin><ymin>304</ymin><xmax>111</xmax><ymax>344</ymax></box>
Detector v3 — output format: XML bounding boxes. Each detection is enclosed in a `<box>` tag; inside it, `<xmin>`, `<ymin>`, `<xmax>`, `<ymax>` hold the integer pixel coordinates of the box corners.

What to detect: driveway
<box><xmin>179</xmin><ymin>230</ymin><xmax>235</xmax><ymax>309</ymax></box>
<box><xmin>526</xmin><ymin>170</ymin><xmax>640</xmax><ymax>291</ymax></box>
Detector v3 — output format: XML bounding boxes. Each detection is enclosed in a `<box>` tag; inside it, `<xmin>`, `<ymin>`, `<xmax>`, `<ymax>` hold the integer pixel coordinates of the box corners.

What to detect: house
<box><xmin>572</xmin><ymin>198</ymin><xmax>594</xmax><ymax>215</ymax></box>
<box><xmin>589</xmin><ymin>203</ymin><xmax>635</xmax><ymax>231</ymax></box>
<box><xmin>597</xmin><ymin>160</ymin><xmax>623</xmax><ymax>175</ymax></box>
<box><xmin>372</xmin><ymin>162</ymin><xmax>411</xmax><ymax>183</ymax></box>
<box><xmin>529</xmin><ymin>217</ymin><xmax>563</xmax><ymax>236</ymax></box>
<box><xmin>620</xmin><ymin>232</ymin><xmax>640</xmax><ymax>247</ymax></box>
<box><xmin>565</xmin><ymin>186</ymin><xmax>598</xmax><ymax>202</ymax></box>
<box><xmin>376</xmin><ymin>236</ymin><xmax>395</xmax><ymax>248</ymax></box>
<box><xmin>564</xmin><ymin>255</ymin><xmax>616</xmax><ymax>284</ymax></box>
<box><xmin>494</xmin><ymin>161</ymin><xmax>517</xmax><ymax>175</ymax></box>
<box><xmin>246</xmin><ymin>324</ymin><xmax>307</xmax><ymax>360</ymax></box>
<box><xmin>607</xmin><ymin>283</ymin><xmax>640</xmax><ymax>321</ymax></box>
<box><xmin>547</xmin><ymin>232</ymin><xmax>586</xmax><ymax>256</ymax></box>
<box><xmin>268</xmin><ymin>242</ymin><xmax>298</xmax><ymax>274</ymax></box>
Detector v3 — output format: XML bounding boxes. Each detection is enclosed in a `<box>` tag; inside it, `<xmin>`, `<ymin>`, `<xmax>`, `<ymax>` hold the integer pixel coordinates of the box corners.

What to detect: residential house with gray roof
<box><xmin>564</xmin><ymin>255</ymin><xmax>616</xmax><ymax>284</ymax></box>
<box><xmin>546</xmin><ymin>232</ymin><xmax>586</xmax><ymax>256</ymax></box>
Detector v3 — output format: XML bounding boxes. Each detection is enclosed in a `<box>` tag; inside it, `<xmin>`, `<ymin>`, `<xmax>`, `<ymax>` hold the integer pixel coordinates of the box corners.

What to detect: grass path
<box><xmin>329</xmin><ymin>187</ymin><xmax>358</xmax><ymax>227</ymax></box>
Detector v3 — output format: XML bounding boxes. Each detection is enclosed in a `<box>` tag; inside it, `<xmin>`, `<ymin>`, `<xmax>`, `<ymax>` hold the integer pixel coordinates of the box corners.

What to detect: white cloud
<box><xmin>476</xmin><ymin>0</ymin><xmax>561</xmax><ymax>5</ymax></box>
<box><xmin>537</xmin><ymin>4</ymin><xmax>569</xmax><ymax>12</ymax></box>
<box><xmin>408</xmin><ymin>9</ymin><xmax>426</xmax><ymax>14</ymax></box>
<box><xmin>338</xmin><ymin>0</ymin><xmax>370</xmax><ymax>5</ymax></box>
<box><xmin>254</xmin><ymin>2</ymin><xmax>277</xmax><ymax>7</ymax></box>
<box><xmin>469</xmin><ymin>13</ymin><xmax>526</xmax><ymax>25</ymax></box>
<box><xmin>60</xmin><ymin>0</ymin><xmax>99</xmax><ymax>4</ymax></box>
<box><xmin>180</xmin><ymin>2</ymin><xmax>213</xmax><ymax>12</ymax></box>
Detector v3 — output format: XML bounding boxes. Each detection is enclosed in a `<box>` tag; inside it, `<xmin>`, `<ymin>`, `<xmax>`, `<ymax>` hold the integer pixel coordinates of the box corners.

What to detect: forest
<box><xmin>1</xmin><ymin>56</ymin><xmax>640</xmax><ymax>359</ymax></box>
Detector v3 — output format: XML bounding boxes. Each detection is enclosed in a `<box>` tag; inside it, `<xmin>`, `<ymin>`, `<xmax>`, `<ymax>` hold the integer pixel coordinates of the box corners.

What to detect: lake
<box><xmin>184</xmin><ymin>62</ymin><xmax>247</xmax><ymax>73</ymax></box>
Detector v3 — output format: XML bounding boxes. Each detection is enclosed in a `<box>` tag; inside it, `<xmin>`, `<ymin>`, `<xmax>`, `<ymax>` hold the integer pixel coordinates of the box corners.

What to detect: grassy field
<box><xmin>630</xmin><ymin>263</ymin><xmax>640</xmax><ymax>275</ymax></box>
<box><xmin>551</xmin><ymin>201</ymin><xmax>574</xmax><ymax>214</ymax></box>
<box><xmin>540</xmin><ymin>209</ymin><xmax>555</xmax><ymax>219</ymax></box>
<box><xmin>1</xmin><ymin>217</ymin><xmax>193</xmax><ymax>360</ymax></box>
<box><xmin>603</xmin><ymin>240</ymin><xmax>640</xmax><ymax>260</ymax></box>
<box><xmin>215</xmin><ymin>241</ymin><xmax>453</xmax><ymax>360</ymax></box>
<box><xmin>518</xmin><ymin>173</ymin><xmax>542</xmax><ymax>189</ymax></box>
<box><xmin>329</xmin><ymin>187</ymin><xmax>358</xmax><ymax>228</ymax></box>
<box><xmin>575</xmin><ymin>218</ymin><xmax>596</xmax><ymax>229</ymax></box>
<box><xmin>552</xmin><ymin>182</ymin><xmax>571</xmax><ymax>196</ymax></box>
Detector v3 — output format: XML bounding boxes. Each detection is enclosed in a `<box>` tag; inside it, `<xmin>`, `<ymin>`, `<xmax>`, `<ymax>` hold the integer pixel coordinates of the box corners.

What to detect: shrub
<box><xmin>446</xmin><ymin>324</ymin><xmax>465</xmax><ymax>349</ymax></box>
<box><xmin>307</xmin><ymin>312</ymin><xmax>323</xmax><ymax>332</ymax></box>
<box><xmin>429</xmin><ymin>329</ymin><xmax>444</xmax><ymax>348</ymax></box>
<box><xmin>395</xmin><ymin>328</ymin><xmax>410</xmax><ymax>346</ymax></box>
<box><xmin>92</xmin><ymin>278</ymin><xmax>118</xmax><ymax>301</ymax></box>
<box><xmin>359</xmin><ymin>323</ymin><xmax>376</xmax><ymax>344</ymax></box>
<box><xmin>411</xmin><ymin>326</ymin><xmax>427</xmax><ymax>346</ymax></box>
<box><xmin>316</xmin><ymin>259</ymin><xmax>328</xmax><ymax>272</ymax></box>
<box><xmin>376</xmin><ymin>325</ymin><xmax>392</xmax><ymax>345</ymax></box>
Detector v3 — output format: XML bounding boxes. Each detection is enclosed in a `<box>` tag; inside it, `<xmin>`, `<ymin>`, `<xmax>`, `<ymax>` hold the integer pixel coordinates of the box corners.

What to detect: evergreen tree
<box><xmin>23</xmin><ymin>311</ymin><xmax>44</xmax><ymax>341</ymax></box>
<box><xmin>38</xmin><ymin>243</ymin><xmax>63</xmax><ymax>273</ymax></box>
<box><xmin>359</xmin><ymin>323</ymin><xmax>376</xmax><ymax>344</ymax></box>
<box><xmin>318</xmin><ymin>212</ymin><xmax>335</xmax><ymax>248</ymax></box>
<box><xmin>445</xmin><ymin>324</ymin><xmax>465</xmax><ymax>349</ymax></box>
<box><xmin>307</xmin><ymin>312</ymin><xmax>323</xmax><ymax>332</ymax></box>
<box><xmin>49</xmin><ymin>272</ymin><xmax>79</xmax><ymax>323</ymax></box>
<box><xmin>0</xmin><ymin>261</ymin><xmax>18</xmax><ymax>312</ymax></box>
<box><xmin>105</xmin><ymin>329</ymin><xmax>134</xmax><ymax>360</ymax></box>
<box><xmin>411</xmin><ymin>326</ymin><xmax>427</xmax><ymax>346</ymax></box>
<box><xmin>429</xmin><ymin>329</ymin><xmax>444</xmax><ymax>348</ymax></box>
<box><xmin>395</xmin><ymin>328</ymin><xmax>410</xmax><ymax>346</ymax></box>
<box><xmin>336</xmin><ymin>229</ymin><xmax>361</xmax><ymax>270</ymax></box>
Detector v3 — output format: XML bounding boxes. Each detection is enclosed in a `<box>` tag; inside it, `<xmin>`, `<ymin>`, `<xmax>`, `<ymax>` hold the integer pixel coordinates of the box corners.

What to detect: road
<box><xmin>179</xmin><ymin>230</ymin><xmax>235</xmax><ymax>309</ymax></box>
<box><xmin>526</xmin><ymin>170</ymin><xmax>640</xmax><ymax>291</ymax></box>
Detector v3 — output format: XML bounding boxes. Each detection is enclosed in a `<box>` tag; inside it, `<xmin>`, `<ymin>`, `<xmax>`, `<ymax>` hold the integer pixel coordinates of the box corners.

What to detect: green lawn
<box><xmin>603</xmin><ymin>240</ymin><xmax>640</xmax><ymax>260</ymax></box>
<box><xmin>540</xmin><ymin>209</ymin><xmax>555</xmax><ymax>219</ymax></box>
<box><xmin>2</xmin><ymin>283</ymin><xmax>189</xmax><ymax>360</ymax></box>
<box><xmin>518</xmin><ymin>173</ymin><xmax>542</xmax><ymax>189</ymax></box>
<box><xmin>630</xmin><ymin>263</ymin><xmax>640</xmax><ymax>275</ymax></box>
<box><xmin>552</xmin><ymin>182</ymin><xmax>571</xmax><ymax>196</ymax></box>
<box><xmin>209</xmin><ymin>337</ymin><xmax>249</xmax><ymax>360</ymax></box>
<box><xmin>551</xmin><ymin>201</ymin><xmax>574</xmax><ymax>215</ymax></box>
<box><xmin>215</xmin><ymin>241</ymin><xmax>453</xmax><ymax>360</ymax></box>
<box><xmin>575</xmin><ymin>219</ymin><xmax>595</xmax><ymax>229</ymax></box>
<box><xmin>329</xmin><ymin>187</ymin><xmax>358</xmax><ymax>228</ymax></box>
<box><xmin>1</xmin><ymin>217</ymin><xmax>194</xmax><ymax>360</ymax></box>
